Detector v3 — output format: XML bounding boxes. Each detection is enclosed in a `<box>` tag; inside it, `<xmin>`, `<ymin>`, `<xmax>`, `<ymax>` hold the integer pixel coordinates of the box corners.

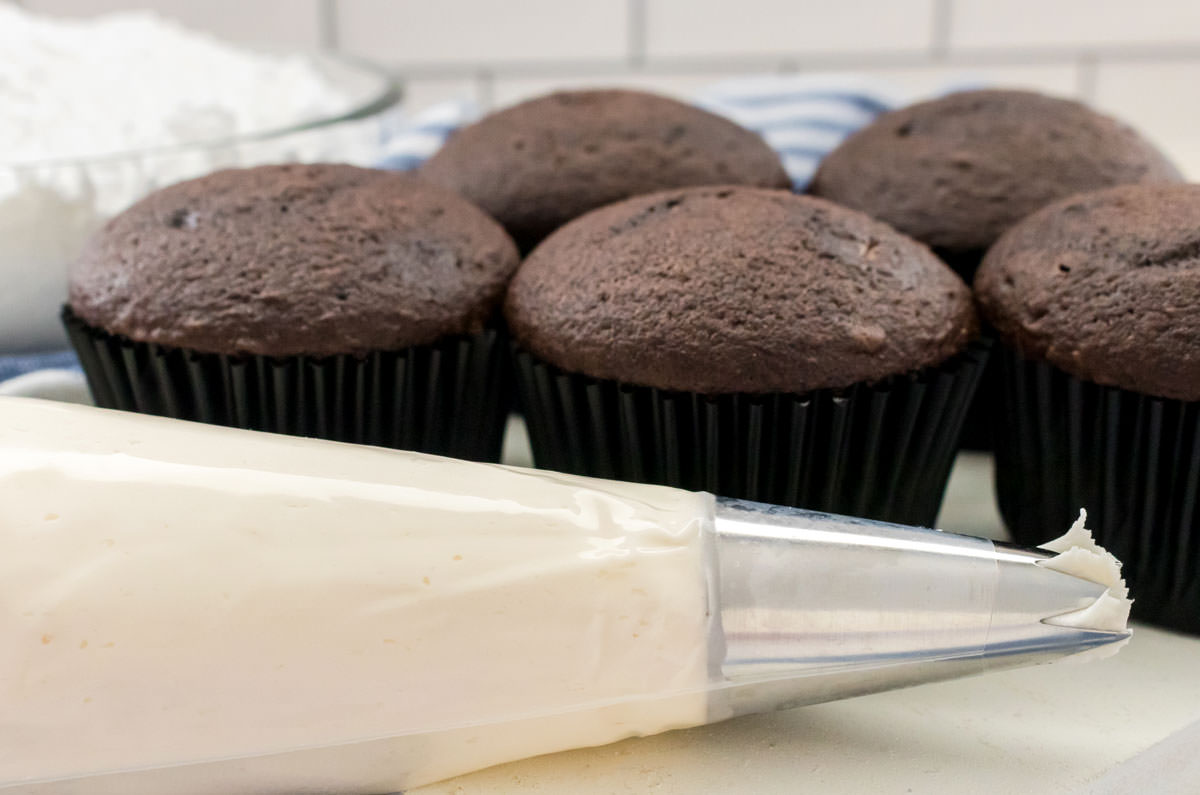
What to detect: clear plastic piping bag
<box><xmin>0</xmin><ymin>398</ymin><xmax>1127</xmax><ymax>794</ymax></box>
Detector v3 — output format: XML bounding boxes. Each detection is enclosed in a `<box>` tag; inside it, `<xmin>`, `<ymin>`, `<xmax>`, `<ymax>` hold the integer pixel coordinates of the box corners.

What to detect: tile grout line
<box><xmin>930</xmin><ymin>0</ymin><xmax>953</xmax><ymax>59</ymax></box>
<box><xmin>389</xmin><ymin>43</ymin><xmax>1200</xmax><ymax>81</ymax></box>
<box><xmin>628</xmin><ymin>0</ymin><xmax>647</xmax><ymax>68</ymax></box>
<box><xmin>1076</xmin><ymin>52</ymin><xmax>1099</xmax><ymax>101</ymax></box>
<box><xmin>318</xmin><ymin>0</ymin><xmax>340</xmax><ymax>51</ymax></box>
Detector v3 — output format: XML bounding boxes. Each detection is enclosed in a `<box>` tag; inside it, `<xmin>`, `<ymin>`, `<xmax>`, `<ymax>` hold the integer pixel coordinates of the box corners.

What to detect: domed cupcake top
<box><xmin>421</xmin><ymin>89</ymin><xmax>791</xmax><ymax>250</ymax></box>
<box><xmin>506</xmin><ymin>186</ymin><xmax>977</xmax><ymax>394</ymax></box>
<box><xmin>809</xmin><ymin>89</ymin><xmax>1181</xmax><ymax>255</ymax></box>
<box><xmin>976</xmin><ymin>183</ymin><xmax>1200</xmax><ymax>402</ymax></box>
<box><xmin>69</xmin><ymin>164</ymin><xmax>520</xmax><ymax>357</ymax></box>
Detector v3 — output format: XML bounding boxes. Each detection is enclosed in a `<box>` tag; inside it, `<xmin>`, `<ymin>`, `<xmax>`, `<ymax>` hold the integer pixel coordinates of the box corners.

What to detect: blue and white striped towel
<box><xmin>376</xmin><ymin>74</ymin><xmax>905</xmax><ymax>190</ymax></box>
<box><xmin>2</xmin><ymin>74</ymin><xmax>917</xmax><ymax>403</ymax></box>
<box><xmin>695</xmin><ymin>74</ymin><xmax>904</xmax><ymax>189</ymax></box>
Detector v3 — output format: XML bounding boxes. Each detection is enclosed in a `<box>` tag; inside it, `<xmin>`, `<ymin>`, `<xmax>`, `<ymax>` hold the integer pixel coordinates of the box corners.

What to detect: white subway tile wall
<box><xmin>950</xmin><ymin>0</ymin><xmax>1200</xmax><ymax>49</ymax></box>
<box><xmin>1093</xmin><ymin>60</ymin><xmax>1200</xmax><ymax>177</ymax></box>
<box><xmin>491</xmin><ymin>72</ymin><xmax>731</xmax><ymax>108</ymax></box>
<box><xmin>643</xmin><ymin>0</ymin><xmax>936</xmax><ymax>58</ymax></box>
<box><xmin>22</xmin><ymin>0</ymin><xmax>1200</xmax><ymax>175</ymax></box>
<box><xmin>23</xmin><ymin>0</ymin><xmax>325</xmax><ymax>48</ymax></box>
<box><xmin>335</xmin><ymin>0</ymin><xmax>630</xmax><ymax>66</ymax></box>
<box><xmin>401</xmin><ymin>77</ymin><xmax>484</xmax><ymax>112</ymax></box>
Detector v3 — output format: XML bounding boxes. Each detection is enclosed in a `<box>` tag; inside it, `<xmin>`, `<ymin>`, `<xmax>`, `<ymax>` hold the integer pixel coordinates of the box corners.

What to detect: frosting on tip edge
<box><xmin>1037</xmin><ymin>509</ymin><xmax>1132</xmax><ymax>639</ymax></box>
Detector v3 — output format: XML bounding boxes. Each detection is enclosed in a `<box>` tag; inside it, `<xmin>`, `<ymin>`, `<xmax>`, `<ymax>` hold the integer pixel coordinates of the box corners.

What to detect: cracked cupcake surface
<box><xmin>422</xmin><ymin>89</ymin><xmax>791</xmax><ymax>251</ymax></box>
<box><xmin>809</xmin><ymin>89</ymin><xmax>1181</xmax><ymax>259</ymax></box>
<box><xmin>975</xmin><ymin>182</ymin><xmax>1200</xmax><ymax>401</ymax></box>
<box><xmin>505</xmin><ymin>185</ymin><xmax>978</xmax><ymax>395</ymax></box>
<box><xmin>69</xmin><ymin>163</ymin><xmax>520</xmax><ymax>358</ymax></box>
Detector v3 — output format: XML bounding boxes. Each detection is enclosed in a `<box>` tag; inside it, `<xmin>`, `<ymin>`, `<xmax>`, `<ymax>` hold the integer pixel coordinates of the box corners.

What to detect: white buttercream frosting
<box><xmin>1037</xmin><ymin>509</ymin><xmax>1132</xmax><ymax>638</ymax></box>
<box><xmin>0</xmin><ymin>398</ymin><xmax>712</xmax><ymax>792</ymax></box>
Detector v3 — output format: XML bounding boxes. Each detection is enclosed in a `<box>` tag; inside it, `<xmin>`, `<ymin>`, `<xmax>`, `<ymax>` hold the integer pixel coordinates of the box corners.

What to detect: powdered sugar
<box><xmin>0</xmin><ymin>5</ymin><xmax>349</xmax><ymax>163</ymax></box>
<box><xmin>0</xmin><ymin>4</ymin><xmax>392</xmax><ymax>352</ymax></box>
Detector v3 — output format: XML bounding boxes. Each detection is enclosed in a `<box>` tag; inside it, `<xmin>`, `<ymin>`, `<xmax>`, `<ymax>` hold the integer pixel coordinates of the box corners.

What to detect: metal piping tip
<box><xmin>987</xmin><ymin>541</ymin><xmax>1130</xmax><ymax>659</ymax></box>
<box><xmin>707</xmin><ymin>498</ymin><xmax>1130</xmax><ymax>721</ymax></box>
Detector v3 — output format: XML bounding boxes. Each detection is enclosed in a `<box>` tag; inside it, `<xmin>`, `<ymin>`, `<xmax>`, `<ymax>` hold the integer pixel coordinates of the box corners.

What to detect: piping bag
<box><xmin>0</xmin><ymin>397</ymin><xmax>1130</xmax><ymax>794</ymax></box>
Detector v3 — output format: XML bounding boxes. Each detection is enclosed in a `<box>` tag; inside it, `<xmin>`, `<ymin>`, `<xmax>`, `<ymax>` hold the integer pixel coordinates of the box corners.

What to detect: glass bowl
<box><xmin>0</xmin><ymin>54</ymin><xmax>401</xmax><ymax>353</ymax></box>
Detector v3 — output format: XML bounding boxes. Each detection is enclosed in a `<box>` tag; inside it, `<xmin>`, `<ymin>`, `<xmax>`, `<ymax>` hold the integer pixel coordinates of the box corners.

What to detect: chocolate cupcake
<box><xmin>976</xmin><ymin>183</ymin><xmax>1200</xmax><ymax>632</ymax></box>
<box><xmin>421</xmin><ymin>89</ymin><xmax>791</xmax><ymax>251</ymax></box>
<box><xmin>507</xmin><ymin>186</ymin><xmax>987</xmax><ymax>526</ymax></box>
<box><xmin>810</xmin><ymin>89</ymin><xmax>1181</xmax><ymax>450</ymax></box>
<box><xmin>65</xmin><ymin>163</ymin><xmax>520</xmax><ymax>461</ymax></box>
<box><xmin>809</xmin><ymin>89</ymin><xmax>1181</xmax><ymax>277</ymax></box>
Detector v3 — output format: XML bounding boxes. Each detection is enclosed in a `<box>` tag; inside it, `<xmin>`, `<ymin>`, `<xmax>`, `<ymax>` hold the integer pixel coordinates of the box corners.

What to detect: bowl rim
<box><xmin>4</xmin><ymin>52</ymin><xmax>402</xmax><ymax>171</ymax></box>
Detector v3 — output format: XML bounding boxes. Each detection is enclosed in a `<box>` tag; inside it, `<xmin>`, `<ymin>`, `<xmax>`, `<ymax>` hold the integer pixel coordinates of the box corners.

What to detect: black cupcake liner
<box><xmin>956</xmin><ymin>368</ymin><xmax>997</xmax><ymax>449</ymax></box>
<box><xmin>513</xmin><ymin>341</ymin><xmax>991</xmax><ymax>527</ymax></box>
<box><xmin>63</xmin><ymin>307</ymin><xmax>512</xmax><ymax>462</ymax></box>
<box><xmin>929</xmin><ymin>247</ymin><xmax>995</xmax><ymax>453</ymax></box>
<box><xmin>930</xmin><ymin>247</ymin><xmax>986</xmax><ymax>287</ymax></box>
<box><xmin>993</xmin><ymin>346</ymin><xmax>1200</xmax><ymax>632</ymax></box>
<box><xmin>955</xmin><ymin>329</ymin><xmax>999</xmax><ymax>452</ymax></box>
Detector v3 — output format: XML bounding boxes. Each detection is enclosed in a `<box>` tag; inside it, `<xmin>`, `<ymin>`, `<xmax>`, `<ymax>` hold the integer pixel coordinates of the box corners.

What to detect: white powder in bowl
<box><xmin>0</xmin><ymin>4</ymin><xmax>393</xmax><ymax>352</ymax></box>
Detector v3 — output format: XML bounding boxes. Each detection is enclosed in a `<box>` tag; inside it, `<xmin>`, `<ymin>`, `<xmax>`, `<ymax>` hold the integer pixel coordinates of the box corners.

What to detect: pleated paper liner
<box><xmin>514</xmin><ymin>340</ymin><xmax>991</xmax><ymax>528</ymax></box>
<box><xmin>63</xmin><ymin>307</ymin><xmax>512</xmax><ymax>463</ymax></box>
<box><xmin>994</xmin><ymin>346</ymin><xmax>1200</xmax><ymax>633</ymax></box>
<box><xmin>931</xmin><ymin>246</ymin><xmax>995</xmax><ymax>452</ymax></box>
<box><xmin>955</xmin><ymin>337</ymin><xmax>998</xmax><ymax>451</ymax></box>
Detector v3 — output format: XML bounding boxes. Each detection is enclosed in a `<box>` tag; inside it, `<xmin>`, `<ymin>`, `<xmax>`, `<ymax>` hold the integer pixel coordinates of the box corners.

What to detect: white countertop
<box><xmin>414</xmin><ymin>429</ymin><xmax>1200</xmax><ymax>794</ymax></box>
<box><xmin>416</xmin><ymin>624</ymin><xmax>1200</xmax><ymax>794</ymax></box>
